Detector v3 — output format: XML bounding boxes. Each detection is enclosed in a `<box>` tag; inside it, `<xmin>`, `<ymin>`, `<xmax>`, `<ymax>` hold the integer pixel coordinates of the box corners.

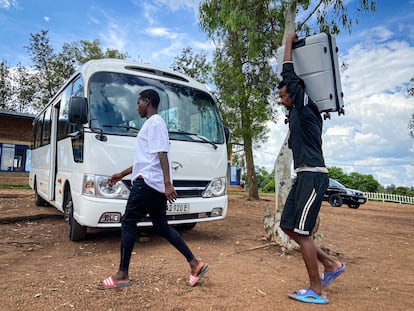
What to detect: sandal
<box><xmin>96</xmin><ymin>276</ymin><xmax>132</xmax><ymax>290</ymax></box>
<box><xmin>188</xmin><ymin>264</ymin><xmax>209</xmax><ymax>287</ymax></box>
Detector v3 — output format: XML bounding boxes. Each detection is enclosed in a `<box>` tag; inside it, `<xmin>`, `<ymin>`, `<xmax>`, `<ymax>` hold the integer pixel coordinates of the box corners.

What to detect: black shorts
<box><xmin>280</xmin><ymin>171</ymin><xmax>328</xmax><ymax>236</ymax></box>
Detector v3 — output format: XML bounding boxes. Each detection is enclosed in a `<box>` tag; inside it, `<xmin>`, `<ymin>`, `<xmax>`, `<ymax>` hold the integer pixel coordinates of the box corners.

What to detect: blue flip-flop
<box><xmin>321</xmin><ymin>262</ymin><xmax>346</xmax><ymax>287</ymax></box>
<box><xmin>288</xmin><ymin>288</ymin><xmax>329</xmax><ymax>304</ymax></box>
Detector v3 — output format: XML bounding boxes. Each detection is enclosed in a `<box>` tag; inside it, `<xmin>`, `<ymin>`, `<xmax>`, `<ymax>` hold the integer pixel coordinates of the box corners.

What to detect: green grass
<box><xmin>0</xmin><ymin>184</ymin><xmax>31</xmax><ymax>189</ymax></box>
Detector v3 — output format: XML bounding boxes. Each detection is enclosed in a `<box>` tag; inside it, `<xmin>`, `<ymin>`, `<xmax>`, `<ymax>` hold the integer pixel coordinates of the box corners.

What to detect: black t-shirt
<box><xmin>281</xmin><ymin>62</ymin><xmax>326</xmax><ymax>169</ymax></box>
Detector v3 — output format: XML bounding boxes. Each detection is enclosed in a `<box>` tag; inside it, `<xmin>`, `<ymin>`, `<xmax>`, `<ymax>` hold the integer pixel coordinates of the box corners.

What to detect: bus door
<box><xmin>46</xmin><ymin>100</ymin><xmax>60</xmax><ymax>201</ymax></box>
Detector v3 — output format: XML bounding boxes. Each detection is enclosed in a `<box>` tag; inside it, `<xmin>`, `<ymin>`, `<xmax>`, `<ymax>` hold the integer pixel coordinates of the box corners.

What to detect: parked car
<box><xmin>323</xmin><ymin>178</ymin><xmax>367</xmax><ymax>209</ymax></box>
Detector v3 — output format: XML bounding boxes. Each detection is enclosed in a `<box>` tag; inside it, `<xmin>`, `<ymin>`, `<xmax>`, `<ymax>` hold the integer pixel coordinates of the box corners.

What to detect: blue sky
<box><xmin>1</xmin><ymin>0</ymin><xmax>413</xmax><ymax>187</ymax></box>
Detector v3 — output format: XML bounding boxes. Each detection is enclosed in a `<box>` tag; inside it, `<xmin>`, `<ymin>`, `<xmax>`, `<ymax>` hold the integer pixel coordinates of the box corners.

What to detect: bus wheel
<box><xmin>34</xmin><ymin>180</ymin><xmax>49</xmax><ymax>207</ymax></box>
<box><xmin>64</xmin><ymin>187</ymin><xmax>87</xmax><ymax>241</ymax></box>
<box><xmin>173</xmin><ymin>223</ymin><xmax>197</xmax><ymax>231</ymax></box>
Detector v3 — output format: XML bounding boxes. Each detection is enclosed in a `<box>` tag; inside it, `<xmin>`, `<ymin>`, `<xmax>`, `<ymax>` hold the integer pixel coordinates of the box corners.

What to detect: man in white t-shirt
<box><xmin>97</xmin><ymin>89</ymin><xmax>208</xmax><ymax>289</ymax></box>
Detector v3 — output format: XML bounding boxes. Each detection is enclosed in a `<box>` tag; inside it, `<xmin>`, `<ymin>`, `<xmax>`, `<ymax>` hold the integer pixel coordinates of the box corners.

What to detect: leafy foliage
<box><xmin>255</xmin><ymin>166</ymin><xmax>412</xmax><ymax>195</ymax></box>
<box><xmin>199</xmin><ymin>0</ymin><xmax>376</xmax><ymax>199</ymax></box>
<box><xmin>0</xmin><ymin>61</ymin><xmax>12</xmax><ymax>110</ymax></box>
<box><xmin>170</xmin><ymin>47</ymin><xmax>212</xmax><ymax>84</ymax></box>
<box><xmin>200</xmin><ymin>0</ymin><xmax>283</xmax><ymax>199</ymax></box>
<box><xmin>1</xmin><ymin>30</ymin><xmax>127</xmax><ymax>113</ymax></box>
<box><xmin>327</xmin><ymin>166</ymin><xmax>380</xmax><ymax>192</ymax></box>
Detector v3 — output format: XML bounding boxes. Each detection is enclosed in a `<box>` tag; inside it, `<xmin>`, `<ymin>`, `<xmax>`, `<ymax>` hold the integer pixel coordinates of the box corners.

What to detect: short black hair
<box><xmin>139</xmin><ymin>89</ymin><xmax>160</xmax><ymax>109</ymax></box>
<box><xmin>277</xmin><ymin>80</ymin><xmax>286</xmax><ymax>89</ymax></box>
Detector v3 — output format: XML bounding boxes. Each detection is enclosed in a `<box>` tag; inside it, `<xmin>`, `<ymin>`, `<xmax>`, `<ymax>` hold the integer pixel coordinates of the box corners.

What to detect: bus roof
<box><xmin>35</xmin><ymin>59</ymin><xmax>212</xmax><ymax>117</ymax></box>
<box><xmin>77</xmin><ymin>59</ymin><xmax>208</xmax><ymax>91</ymax></box>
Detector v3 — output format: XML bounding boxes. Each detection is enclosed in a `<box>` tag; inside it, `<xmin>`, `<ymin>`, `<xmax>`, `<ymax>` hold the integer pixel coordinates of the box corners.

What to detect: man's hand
<box><xmin>108</xmin><ymin>173</ymin><xmax>123</xmax><ymax>186</ymax></box>
<box><xmin>283</xmin><ymin>33</ymin><xmax>298</xmax><ymax>62</ymax></box>
<box><xmin>286</xmin><ymin>32</ymin><xmax>298</xmax><ymax>45</ymax></box>
<box><xmin>108</xmin><ymin>166</ymin><xmax>132</xmax><ymax>186</ymax></box>
<box><xmin>164</xmin><ymin>181</ymin><xmax>177</xmax><ymax>203</ymax></box>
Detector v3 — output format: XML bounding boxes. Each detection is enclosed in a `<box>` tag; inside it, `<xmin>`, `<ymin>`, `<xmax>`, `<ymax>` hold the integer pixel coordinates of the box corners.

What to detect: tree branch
<box><xmin>296</xmin><ymin>0</ymin><xmax>325</xmax><ymax>32</ymax></box>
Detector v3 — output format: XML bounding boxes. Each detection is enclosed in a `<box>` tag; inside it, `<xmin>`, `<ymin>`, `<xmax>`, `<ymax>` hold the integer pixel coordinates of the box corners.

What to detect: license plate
<box><xmin>358</xmin><ymin>199</ymin><xmax>365</xmax><ymax>203</ymax></box>
<box><xmin>167</xmin><ymin>203</ymin><xmax>190</xmax><ymax>213</ymax></box>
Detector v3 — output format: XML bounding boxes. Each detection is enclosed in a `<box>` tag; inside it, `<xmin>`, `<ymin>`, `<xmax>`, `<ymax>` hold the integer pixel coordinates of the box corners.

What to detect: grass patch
<box><xmin>0</xmin><ymin>184</ymin><xmax>31</xmax><ymax>189</ymax></box>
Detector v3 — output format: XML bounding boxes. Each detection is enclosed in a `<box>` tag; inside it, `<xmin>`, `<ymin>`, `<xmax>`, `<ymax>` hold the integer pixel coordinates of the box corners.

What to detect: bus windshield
<box><xmin>89</xmin><ymin>72</ymin><xmax>224</xmax><ymax>144</ymax></box>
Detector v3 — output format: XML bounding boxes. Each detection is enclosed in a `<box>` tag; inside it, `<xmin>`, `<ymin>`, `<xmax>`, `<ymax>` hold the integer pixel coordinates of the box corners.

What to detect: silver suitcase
<box><xmin>277</xmin><ymin>33</ymin><xmax>344</xmax><ymax>118</ymax></box>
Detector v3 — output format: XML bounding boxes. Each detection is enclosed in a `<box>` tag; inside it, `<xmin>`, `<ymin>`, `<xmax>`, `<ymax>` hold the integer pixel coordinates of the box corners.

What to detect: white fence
<box><xmin>364</xmin><ymin>192</ymin><xmax>414</xmax><ymax>205</ymax></box>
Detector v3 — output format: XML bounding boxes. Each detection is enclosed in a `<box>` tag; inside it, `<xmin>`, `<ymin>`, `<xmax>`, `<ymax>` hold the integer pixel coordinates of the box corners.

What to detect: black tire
<box><xmin>64</xmin><ymin>187</ymin><xmax>87</xmax><ymax>241</ymax></box>
<box><xmin>34</xmin><ymin>180</ymin><xmax>49</xmax><ymax>207</ymax></box>
<box><xmin>328</xmin><ymin>194</ymin><xmax>343</xmax><ymax>207</ymax></box>
<box><xmin>348</xmin><ymin>203</ymin><xmax>360</xmax><ymax>209</ymax></box>
<box><xmin>173</xmin><ymin>223</ymin><xmax>197</xmax><ymax>231</ymax></box>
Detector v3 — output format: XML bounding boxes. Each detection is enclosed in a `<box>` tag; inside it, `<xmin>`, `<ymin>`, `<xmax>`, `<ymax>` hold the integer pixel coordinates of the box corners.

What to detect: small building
<box><xmin>0</xmin><ymin>110</ymin><xmax>35</xmax><ymax>182</ymax></box>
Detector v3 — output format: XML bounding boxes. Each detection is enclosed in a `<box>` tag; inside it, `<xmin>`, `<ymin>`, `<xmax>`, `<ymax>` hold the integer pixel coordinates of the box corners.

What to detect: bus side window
<box><xmin>33</xmin><ymin>114</ymin><xmax>43</xmax><ymax>149</ymax></box>
<box><xmin>72</xmin><ymin>78</ymin><xmax>84</xmax><ymax>96</ymax></box>
<box><xmin>57</xmin><ymin>88</ymin><xmax>71</xmax><ymax>140</ymax></box>
<box><xmin>41</xmin><ymin>107</ymin><xmax>52</xmax><ymax>146</ymax></box>
<box><xmin>58</xmin><ymin>77</ymin><xmax>84</xmax><ymax>140</ymax></box>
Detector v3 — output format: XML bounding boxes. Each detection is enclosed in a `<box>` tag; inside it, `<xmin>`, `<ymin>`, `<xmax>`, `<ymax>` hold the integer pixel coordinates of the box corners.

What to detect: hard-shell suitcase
<box><xmin>277</xmin><ymin>33</ymin><xmax>344</xmax><ymax>118</ymax></box>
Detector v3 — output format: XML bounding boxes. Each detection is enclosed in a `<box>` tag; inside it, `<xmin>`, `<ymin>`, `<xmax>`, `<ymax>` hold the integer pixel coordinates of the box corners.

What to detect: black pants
<box><xmin>119</xmin><ymin>178</ymin><xmax>194</xmax><ymax>271</ymax></box>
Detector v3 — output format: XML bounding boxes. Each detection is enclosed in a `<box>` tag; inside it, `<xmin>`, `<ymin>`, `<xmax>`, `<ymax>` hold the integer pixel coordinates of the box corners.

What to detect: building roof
<box><xmin>0</xmin><ymin>110</ymin><xmax>36</xmax><ymax>120</ymax></box>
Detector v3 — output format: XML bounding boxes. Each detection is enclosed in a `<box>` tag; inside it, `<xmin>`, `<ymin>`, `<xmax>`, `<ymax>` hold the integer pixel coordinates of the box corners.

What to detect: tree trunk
<box><xmin>244</xmin><ymin>134</ymin><xmax>259</xmax><ymax>200</ymax></box>
<box><xmin>264</xmin><ymin>0</ymin><xmax>298</xmax><ymax>251</ymax></box>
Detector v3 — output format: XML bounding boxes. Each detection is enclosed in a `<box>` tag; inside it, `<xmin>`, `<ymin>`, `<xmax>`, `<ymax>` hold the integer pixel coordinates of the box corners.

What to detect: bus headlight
<box><xmin>202</xmin><ymin>177</ymin><xmax>226</xmax><ymax>198</ymax></box>
<box><xmin>83</xmin><ymin>174</ymin><xmax>130</xmax><ymax>199</ymax></box>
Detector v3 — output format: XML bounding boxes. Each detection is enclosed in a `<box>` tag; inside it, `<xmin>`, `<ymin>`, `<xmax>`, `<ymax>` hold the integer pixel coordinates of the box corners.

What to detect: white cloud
<box><xmin>88</xmin><ymin>15</ymin><xmax>100</xmax><ymax>25</ymax></box>
<box><xmin>0</xmin><ymin>0</ymin><xmax>16</xmax><ymax>9</ymax></box>
<box><xmin>99</xmin><ymin>21</ymin><xmax>128</xmax><ymax>52</ymax></box>
<box><xmin>43</xmin><ymin>16</ymin><xmax>50</xmax><ymax>22</ymax></box>
<box><xmin>144</xmin><ymin>27</ymin><xmax>178</xmax><ymax>40</ymax></box>
<box><xmin>154</xmin><ymin>0</ymin><xmax>200</xmax><ymax>13</ymax></box>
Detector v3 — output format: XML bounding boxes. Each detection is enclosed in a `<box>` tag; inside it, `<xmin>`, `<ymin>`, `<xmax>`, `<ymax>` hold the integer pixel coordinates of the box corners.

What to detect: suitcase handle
<box><xmin>292</xmin><ymin>38</ymin><xmax>306</xmax><ymax>49</ymax></box>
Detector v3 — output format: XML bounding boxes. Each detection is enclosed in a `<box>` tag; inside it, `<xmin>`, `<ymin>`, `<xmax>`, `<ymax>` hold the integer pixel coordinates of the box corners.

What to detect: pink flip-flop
<box><xmin>188</xmin><ymin>264</ymin><xmax>209</xmax><ymax>287</ymax></box>
<box><xmin>96</xmin><ymin>276</ymin><xmax>132</xmax><ymax>290</ymax></box>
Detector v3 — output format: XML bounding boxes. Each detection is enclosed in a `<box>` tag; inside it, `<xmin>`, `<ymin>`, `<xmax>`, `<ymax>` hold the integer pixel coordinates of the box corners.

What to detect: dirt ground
<box><xmin>0</xmin><ymin>189</ymin><xmax>413</xmax><ymax>311</ymax></box>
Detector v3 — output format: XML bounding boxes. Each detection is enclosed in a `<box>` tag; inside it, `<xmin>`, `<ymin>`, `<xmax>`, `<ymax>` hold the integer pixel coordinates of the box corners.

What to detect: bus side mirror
<box><xmin>224</xmin><ymin>126</ymin><xmax>230</xmax><ymax>144</ymax></box>
<box><xmin>69</xmin><ymin>96</ymin><xmax>88</xmax><ymax>125</ymax></box>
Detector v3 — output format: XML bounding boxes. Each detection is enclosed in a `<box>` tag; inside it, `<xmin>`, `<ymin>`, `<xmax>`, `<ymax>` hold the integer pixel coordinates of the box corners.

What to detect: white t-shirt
<box><xmin>131</xmin><ymin>114</ymin><xmax>172</xmax><ymax>193</ymax></box>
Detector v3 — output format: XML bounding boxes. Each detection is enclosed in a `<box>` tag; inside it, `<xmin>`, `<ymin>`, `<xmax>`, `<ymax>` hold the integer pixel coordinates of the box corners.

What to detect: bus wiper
<box><xmin>102</xmin><ymin>124</ymin><xmax>140</xmax><ymax>132</ymax></box>
<box><xmin>169</xmin><ymin>130</ymin><xmax>217</xmax><ymax>149</ymax></box>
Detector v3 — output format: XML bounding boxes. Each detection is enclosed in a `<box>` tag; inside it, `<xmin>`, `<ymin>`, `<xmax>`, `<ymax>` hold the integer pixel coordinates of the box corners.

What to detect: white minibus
<box><xmin>29</xmin><ymin>59</ymin><xmax>228</xmax><ymax>241</ymax></box>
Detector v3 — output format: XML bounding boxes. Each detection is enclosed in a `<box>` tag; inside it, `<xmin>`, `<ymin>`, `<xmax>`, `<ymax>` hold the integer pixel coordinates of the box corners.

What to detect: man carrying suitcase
<box><xmin>278</xmin><ymin>33</ymin><xmax>345</xmax><ymax>304</ymax></box>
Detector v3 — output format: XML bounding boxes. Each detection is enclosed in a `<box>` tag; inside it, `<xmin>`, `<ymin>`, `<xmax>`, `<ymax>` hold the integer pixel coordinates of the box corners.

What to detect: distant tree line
<box><xmin>251</xmin><ymin>166</ymin><xmax>414</xmax><ymax>196</ymax></box>
<box><xmin>408</xmin><ymin>77</ymin><xmax>414</xmax><ymax>138</ymax></box>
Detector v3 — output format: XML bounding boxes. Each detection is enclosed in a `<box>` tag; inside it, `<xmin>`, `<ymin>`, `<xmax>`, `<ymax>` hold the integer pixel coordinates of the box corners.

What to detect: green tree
<box><xmin>0</xmin><ymin>60</ymin><xmax>12</xmax><ymax>110</ymax></box>
<box><xmin>199</xmin><ymin>0</ymin><xmax>375</xmax><ymax>244</ymax></box>
<box><xmin>327</xmin><ymin>166</ymin><xmax>347</xmax><ymax>182</ymax></box>
<box><xmin>14</xmin><ymin>63</ymin><xmax>38</xmax><ymax>113</ymax></box>
<box><xmin>170</xmin><ymin>47</ymin><xmax>212</xmax><ymax>84</ymax></box>
<box><xmin>200</xmin><ymin>0</ymin><xmax>279</xmax><ymax>200</ymax></box>
<box><xmin>25</xmin><ymin>29</ymin><xmax>59</xmax><ymax>108</ymax></box>
<box><xmin>64</xmin><ymin>39</ymin><xmax>128</xmax><ymax>66</ymax></box>
<box><xmin>23</xmin><ymin>30</ymin><xmax>127</xmax><ymax>112</ymax></box>
<box><xmin>327</xmin><ymin>167</ymin><xmax>380</xmax><ymax>192</ymax></box>
<box><xmin>258</xmin><ymin>168</ymin><xmax>276</xmax><ymax>193</ymax></box>
<box><xmin>348</xmin><ymin>172</ymin><xmax>379</xmax><ymax>192</ymax></box>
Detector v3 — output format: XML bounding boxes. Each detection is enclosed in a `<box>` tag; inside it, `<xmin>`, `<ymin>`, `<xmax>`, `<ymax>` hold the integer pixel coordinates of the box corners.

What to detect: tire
<box><xmin>64</xmin><ymin>187</ymin><xmax>87</xmax><ymax>241</ymax></box>
<box><xmin>173</xmin><ymin>223</ymin><xmax>197</xmax><ymax>231</ymax></box>
<box><xmin>328</xmin><ymin>194</ymin><xmax>343</xmax><ymax>207</ymax></box>
<box><xmin>34</xmin><ymin>180</ymin><xmax>49</xmax><ymax>207</ymax></box>
<box><xmin>348</xmin><ymin>203</ymin><xmax>360</xmax><ymax>209</ymax></box>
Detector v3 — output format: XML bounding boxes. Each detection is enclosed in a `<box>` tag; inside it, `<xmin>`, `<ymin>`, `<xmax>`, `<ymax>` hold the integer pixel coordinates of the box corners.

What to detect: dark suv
<box><xmin>323</xmin><ymin>178</ymin><xmax>367</xmax><ymax>209</ymax></box>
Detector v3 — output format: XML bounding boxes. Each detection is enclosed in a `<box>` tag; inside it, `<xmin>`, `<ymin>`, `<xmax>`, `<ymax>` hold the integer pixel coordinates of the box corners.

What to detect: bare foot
<box><xmin>324</xmin><ymin>261</ymin><xmax>342</xmax><ymax>273</ymax></box>
<box><xmin>189</xmin><ymin>258</ymin><xmax>206</xmax><ymax>276</ymax></box>
<box><xmin>97</xmin><ymin>271</ymin><xmax>130</xmax><ymax>287</ymax></box>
